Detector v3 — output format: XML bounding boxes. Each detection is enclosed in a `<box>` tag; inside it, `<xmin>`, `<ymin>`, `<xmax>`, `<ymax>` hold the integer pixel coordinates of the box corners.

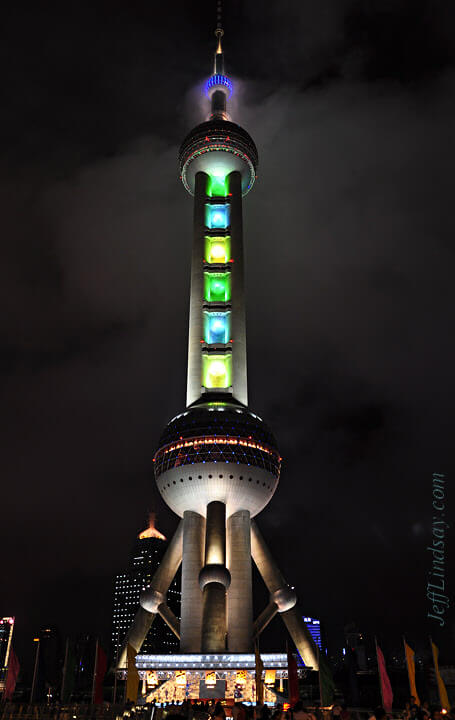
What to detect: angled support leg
<box><xmin>252</xmin><ymin>600</ymin><xmax>278</xmax><ymax>641</ymax></box>
<box><xmin>157</xmin><ymin>604</ymin><xmax>180</xmax><ymax>640</ymax></box>
<box><xmin>250</xmin><ymin>519</ymin><xmax>319</xmax><ymax>669</ymax></box>
<box><xmin>117</xmin><ymin>519</ymin><xmax>184</xmax><ymax>668</ymax></box>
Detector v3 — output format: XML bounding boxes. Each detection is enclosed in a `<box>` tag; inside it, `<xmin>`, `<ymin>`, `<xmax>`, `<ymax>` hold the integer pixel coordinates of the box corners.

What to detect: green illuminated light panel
<box><xmin>205</xmin><ymin>236</ymin><xmax>231</xmax><ymax>264</ymax></box>
<box><xmin>207</xmin><ymin>173</ymin><xmax>228</xmax><ymax>197</ymax></box>
<box><xmin>202</xmin><ymin>354</ymin><xmax>232</xmax><ymax>389</ymax></box>
<box><xmin>204</xmin><ymin>271</ymin><xmax>231</xmax><ymax>302</ymax></box>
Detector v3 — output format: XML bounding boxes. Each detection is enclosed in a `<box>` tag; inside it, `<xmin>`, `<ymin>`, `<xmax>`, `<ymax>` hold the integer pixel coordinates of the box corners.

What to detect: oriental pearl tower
<box><xmin>119</xmin><ymin>18</ymin><xmax>319</xmax><ymax>673</ymax></box>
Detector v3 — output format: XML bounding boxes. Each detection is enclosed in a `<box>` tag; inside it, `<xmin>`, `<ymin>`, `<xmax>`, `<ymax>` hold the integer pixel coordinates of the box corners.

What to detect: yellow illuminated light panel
<box><xmin>204</xmin><ymin>236</ymin><xmax>231</xmax><ymax>264</ymax></box>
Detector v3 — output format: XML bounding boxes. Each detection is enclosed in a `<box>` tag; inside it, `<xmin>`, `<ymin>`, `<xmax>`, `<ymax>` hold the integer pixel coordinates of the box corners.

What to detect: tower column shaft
<box><xmin>200</xmin><ymin>501</ymin><xmax>228</xmax><ymax>652</ymax></box>
<box><xmin>227</xmin><ymin>510</ymin><xmax>253</xmax><ymax>651</ymax></box>
<box><xmin>228</xmin><ymin>171</ymin><xmax>248</xmax><ymax>405</ymax></box>
<box><xmin>186</xmin><ymin>171</ymin><xmax>207</xmax><ymax>407</ymax></box>
<box><xmin>180</xmin><ymin>510</ymin><xmax>205</xmax><ymax>652</ymax></box>
<box><xmin>205</xmin><ymin>500</ymin><xmax>226</xmax><ymax>564</ymax></box>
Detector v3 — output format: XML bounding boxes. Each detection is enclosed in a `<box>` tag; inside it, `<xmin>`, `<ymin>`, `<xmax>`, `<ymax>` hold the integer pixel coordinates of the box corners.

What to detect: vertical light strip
<box><xmin>202</xmin><ymin>174</ymin><xmax>232</xmax><ymax>390</ymax></box>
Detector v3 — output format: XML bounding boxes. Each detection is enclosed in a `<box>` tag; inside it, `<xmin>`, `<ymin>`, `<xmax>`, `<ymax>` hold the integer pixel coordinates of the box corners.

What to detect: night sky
<box><xmin>2</xmin><ymin>1</ymin><xmax>455</xmax><ymax>674</ymax></box>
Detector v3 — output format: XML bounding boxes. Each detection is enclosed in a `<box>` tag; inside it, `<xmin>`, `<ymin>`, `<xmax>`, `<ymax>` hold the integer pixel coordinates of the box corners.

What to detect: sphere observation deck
<box><xmin>179</xmin><ymin>120</ymin><xmax>258</xmax><ymax>196</ymax></box>
<box><xmin>154</xmin><ymin>402</ymin><xmax>280</xmax><ymax>518</ymax></box>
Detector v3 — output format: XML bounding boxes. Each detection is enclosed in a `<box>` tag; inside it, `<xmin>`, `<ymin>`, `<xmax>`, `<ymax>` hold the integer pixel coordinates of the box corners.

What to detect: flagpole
<box><xmin>286</xmin><ymin>639</ymin><xmax>289</xmax><ymax>705</ymax></box>
<box><xmin>403</xmin><ymin>635</ymin><xmax>410</xmax><ymax>698</ymax></box>
<box><xmin>317</xmin><ymin>645</ymin><xmax>323</xmax><ymax>707</ymax></box>
<box><xmin>113</xmin><ymin>642</ymin><xmax>119</xmax><ymax>704</ymax></box>
<box><xmin>61</xmin><ymin>638</ymin><xmax>69</xmax><ymax>703</ymax></box>
<box><xmin>375</xmin><ymin>637</ymin><xmax>385</xmax><ymax>708</ymax></box>
<box><xmin>30</xmin><ymin>638</ymin><xmax>40</xmax><ymax>703</ymax></box>
<box><xmin>124</xmin><ymin>647</ymin><xmax>128</xmax><ymax>704</ymax></box>
<box><xmin>91</xmin><ymin>638</ymin><xmax>99</xmax><ymax>705</ymax></box>
<box><xmin>430</xmin><ymin>636</ymin><xmax>437</xmax><ymax>707</ymax></box>
<box><xmin>430</xmin><ymin>635</ymin><xmax>442</xmax><ymax>709</ymax></box>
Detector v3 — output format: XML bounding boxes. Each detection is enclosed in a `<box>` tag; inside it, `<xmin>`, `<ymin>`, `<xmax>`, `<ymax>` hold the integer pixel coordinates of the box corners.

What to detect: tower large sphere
<box><xmin>154</xmin><ymin>402</ymin><xmax>280</xmax><ymax>518</ymax></box>
<box><xmin>179</xmin><ymin>120</ymin><xmax>258</xmax><ymax>196</ymax></box>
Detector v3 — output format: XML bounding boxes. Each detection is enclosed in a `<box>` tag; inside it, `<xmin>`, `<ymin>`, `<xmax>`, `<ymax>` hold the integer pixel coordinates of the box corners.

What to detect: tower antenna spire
<box><xmin>215</xmin><ymin>0</ymin><xmax>224</xmax><ymax>55</ymax></box>
<box><xmin>213</xmin><ymin>0</ymin><xmax>225</xmax><ymax>76</ymax></box>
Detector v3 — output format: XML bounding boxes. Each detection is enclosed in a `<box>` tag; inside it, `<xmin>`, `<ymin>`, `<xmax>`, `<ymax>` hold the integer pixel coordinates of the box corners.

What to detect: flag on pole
<box><xmin>376</xmin><ymin>643</ymin><xmax>393</xmax><ymax>712</ymax></box>
<box><xmin>3</xmin><ymin>648</ymin><xmax>20</xmax><ymax>700</ymax></box>
<box><xmin>255</xmin><ymin>642</ymin><xmax>264</xmax><ymax>704</ymax></box>
<box><xmin>431</xmin><ymin>641</ymin><xmax>450</xmax><ymax>710</ymax></box>
<box><xmin>126</xmin><ymin>644</ymin><xmax>140</xmax><ymax>703</ymax></box>
<box><xmin>404</xmin><ymin>639</ymin><xmax>420</xmax><ymax>705</ymax></box>
<box><xmin>287</xmin><ymin>642</ymin><xmax>299</xmax><ymax>707</ymax></box>
<box><xmin>94</xmin><ymin>644</ymin><xmax>107</xmax><ymax>704</ymax></box>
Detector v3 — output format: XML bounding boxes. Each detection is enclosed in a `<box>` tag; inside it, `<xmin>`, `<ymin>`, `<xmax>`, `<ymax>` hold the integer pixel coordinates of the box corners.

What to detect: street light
<box><xmin>30</xmin><ymin>637</ymin><xmax>40</xmax><ymax>703</ymax></box>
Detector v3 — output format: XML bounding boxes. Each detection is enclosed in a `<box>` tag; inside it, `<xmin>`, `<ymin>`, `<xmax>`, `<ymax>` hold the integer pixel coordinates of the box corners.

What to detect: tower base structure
<box><xmin>133</xmin><ymin>652</ymin><xmax>309</xmax><ymax>704</ymax></box>
<box><xmin>118</xmin><ymin>515</ymin><xmax>321</xmax><ymax>701</ymax></box>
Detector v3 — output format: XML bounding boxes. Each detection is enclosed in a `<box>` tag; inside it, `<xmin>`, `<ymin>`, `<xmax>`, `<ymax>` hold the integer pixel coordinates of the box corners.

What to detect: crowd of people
<box><xmin>126</xmin><ymin>697</ymin><xmax>455</xmax><ymax>720</ymax></box>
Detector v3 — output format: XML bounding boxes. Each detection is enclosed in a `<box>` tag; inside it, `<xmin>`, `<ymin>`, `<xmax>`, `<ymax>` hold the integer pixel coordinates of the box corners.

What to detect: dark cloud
<box><xmin>1</xmin><ymin>0</ymin><xmax>454</xmax><ymax>672</ymax></box>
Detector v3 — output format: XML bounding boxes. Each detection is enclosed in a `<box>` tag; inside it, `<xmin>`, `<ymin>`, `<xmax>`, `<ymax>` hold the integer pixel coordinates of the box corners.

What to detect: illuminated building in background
<box><xmin>116</xmin><ymin>13</ymin><xmax>322</xmax><ymax>701</ymax></box>
<box><xmin>111</xmin><ymin>515</ymin><xmax>180</xmax><ymax>660</ymax></box>
<box><xmin>0</xmin><ymin>618</ymin><xmax>14</xmax><ymax>692</ymax></box>
<box><xmin>303</xmin><ymin>617</ymin><xmax>322</xmax><ymax>650</ymax></box>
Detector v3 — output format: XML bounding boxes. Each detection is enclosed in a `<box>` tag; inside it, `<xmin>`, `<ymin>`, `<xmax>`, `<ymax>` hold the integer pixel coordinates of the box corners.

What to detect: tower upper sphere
<box><xmin>179</xmin><ymin>24</ymin><xmax>258</xmax><ymax>196</ymax></box>
<box><xmin>179</xmin><ymin>120</ymin><xmax>258</xmax><ymax>196</ymax></box>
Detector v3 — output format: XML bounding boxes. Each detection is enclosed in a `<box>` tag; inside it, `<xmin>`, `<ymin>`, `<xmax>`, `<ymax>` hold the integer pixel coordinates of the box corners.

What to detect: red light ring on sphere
<box><xmin>181</xmin><ymin>144</ymin><xmax>256</xmax><ymax>196</ymax></box>
<box><xmin>153</xmin><ymin>435</ymin><xmax>281</xmax><ymax>479</ymax></box>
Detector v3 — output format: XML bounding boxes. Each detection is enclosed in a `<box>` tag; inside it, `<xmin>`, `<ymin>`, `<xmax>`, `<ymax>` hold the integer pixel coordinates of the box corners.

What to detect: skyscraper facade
<box><xmin>303</xmin><ymin>617</ymin><xmax>322</xmax><ymax>651</ymax></box>
<box><xmin>0</xmin><ymin>617</ymin><xmax>14</xmax><ymax>693</ymax></box>
<box><xmin>112</xmin><ymin>521</ymin><xmax>181</xmax><ymax>660</ymax></box>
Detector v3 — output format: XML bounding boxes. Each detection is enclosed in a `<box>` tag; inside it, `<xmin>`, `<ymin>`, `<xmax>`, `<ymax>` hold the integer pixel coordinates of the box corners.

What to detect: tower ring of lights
<box><xmin>153</xmin><ymin>402</ymin><xmax>280</xmax><ymax>518</ymax></box>
<box><xmin>179</xmin><ymin>120</ymin><xmax>258</xmax><ymax>196</ymax></box>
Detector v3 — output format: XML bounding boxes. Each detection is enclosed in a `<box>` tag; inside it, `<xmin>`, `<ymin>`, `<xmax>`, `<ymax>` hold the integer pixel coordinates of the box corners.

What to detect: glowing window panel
<box><xmin>205</xmin><ymin>236</ymin><xmax>231</xmax><ymax>264</ymax></box>
<box><xmin>204</xmin><ymin>272</ymin><xmax>231</xmax><ymax>302</ymax></box>
<box><xmin>206</xmin><ymin>172</ymin><xmax>228</xmax><ymax>197</ymax></box>
<box><xmin>203</xmin><ymin>311</ymin><xmax>231</xmax><ymax>344</ymax></box>
<box><xmin>202</xmin><ymin>354</ymin><xmax>232</xmax><ymax>389</ymax></box>
<box><xmin>205</xmin><ymin>203</ymin><xmax>230</xmax><ymax>229</ymax></box>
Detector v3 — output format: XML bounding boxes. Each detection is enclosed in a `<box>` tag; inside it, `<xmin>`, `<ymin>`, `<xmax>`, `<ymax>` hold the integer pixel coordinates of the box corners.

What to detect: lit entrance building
<box><xmin>137</xmin><ymin>654</ymin><xmax>294</xmax><ymax>704</ymax></box>
<box><xmin>118</xmin><ymin>19</ymin><xmax>320</xmax><ymax>704</ymax></box>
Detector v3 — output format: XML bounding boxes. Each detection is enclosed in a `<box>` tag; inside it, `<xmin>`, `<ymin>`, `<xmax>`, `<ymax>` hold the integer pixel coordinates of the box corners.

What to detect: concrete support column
<box><xmin>251</xmin><ymin>520</ymin><xmax>319</xmax><ymax>669</ymax></box>
<box><xmin>253</xmin><ymin>601</ymin><xmax>278</xmax><ymax>641</ymax></box>
<box><xmin>117</xmin><ymin>520</ymin><xmax>183</xmax><ymax>668</ymax></box>
<box><xmin>227</xmin><ymin>510</ymin><xmax>253</xmax><ymax>651</ymax></box>
<box><xmin>157</xmin><ymin>604</ymin><xmax>181</xmax><ymax>640</ymax></box>
<box><xmin>199</xmin><ymin>501</ymin><xmax>230</xmax><ymax>653</ymax></box>
<box><xmin>250</xmin><ymin>520</ymin><xmax>285</xmax><ymax>593</ymax></box>
<box><xmin>180</xmin><ymin>510</ymin><xmax>205</xmax><ymax>652</ymax></box>
<box><xmin>186</xmin><ymin>171</ymin><xmax>207</xmax><ymax>407</ymax></box>
<box><xmin>228</xmin><ymin>171</ymin><xmax>248</xmax><ymax>406</ymax></box>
